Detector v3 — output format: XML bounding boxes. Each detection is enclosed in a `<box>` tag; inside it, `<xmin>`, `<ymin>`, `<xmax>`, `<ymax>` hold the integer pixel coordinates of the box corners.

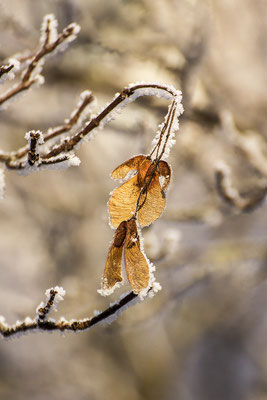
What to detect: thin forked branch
<box><xmin>0</xmin><ymin>15</ymin><xmax>80</xmax><ymax>107</ymax></box>
<box><xmin>0</xmin><ymin>287</ymin><xmax>137</xmax><ymax>339</ymax></box>
<box><xmin>1</xmin><ymin>82</ymin><xmax>181</xmax><ymax>174</ymax></box>
<box><xmin>0</xmin><ymin>90</ymin><xmax>94</xmax><ymax>164</ymax></box>
<box><xmin>43</xmin><ymin>83</ymin><xmax>182</xmax><ymax>160</ymax></box>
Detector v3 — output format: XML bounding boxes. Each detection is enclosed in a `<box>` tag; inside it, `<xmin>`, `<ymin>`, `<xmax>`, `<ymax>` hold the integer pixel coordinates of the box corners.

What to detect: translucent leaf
<box><xmin>124</xmin><ymin>220</ymin><xmax>149</xmax><ymax>293</ymax></box>
<box><xmin>109</xmin><ymin>175</ymin><xmax>140</xmax><ymax>228</ymax></box>
<box><xmin>136</xmin><ymin>157</ymin><xmax>153</xmax><ymax>185</ymax></box>
<box><xmin>100</xmin><ymin>221</ymin><xmax>127</xmax><ymax>293</ymax></box>
<box><xmin>111</xmin><ymin>155</ymin><xmax>147</xmax><ymax>180</ymax></box>
<box><xmin>138</xmin><ymin>174</ymin><xmax>166</xmax><ymax>227</ymax></box>
<box><xmin>158</xmin><ymin>160</ymin><xmax>171</xmax><ymax>193</ymax></box>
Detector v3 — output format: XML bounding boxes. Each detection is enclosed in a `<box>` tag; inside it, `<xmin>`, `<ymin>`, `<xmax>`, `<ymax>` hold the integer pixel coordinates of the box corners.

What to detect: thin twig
<box><xmin>0</xmin><ymin>18</ymin><xmax>79</xmax><ymax>107</ymax></box>
<box><xmin>43</xmin><ymin>83</ymin><xmax>179</xmax><ymax>159</ymax></box>
<box><xmin>37</xmin><ymin>289</ymin><xmax>58</xmax><ymax>322</ymax></box>
<box><xmin>5</xmin><ymin>91</ymin><xmax>94</xmax><ymax>162</ymax></box>
<box><xmin>0</xmin><ymin>289</ymin><xmax>137</xmax><ymax>338</ymax></box>
<box><xmin>2</xmin><ymin>83</ymin><xmax>179</xmax><ymax>174</ymax></box>
<box><xmin>0</xmin><ymin>64</ymin><xmax>14</xmax><ymax>79</ymax></box>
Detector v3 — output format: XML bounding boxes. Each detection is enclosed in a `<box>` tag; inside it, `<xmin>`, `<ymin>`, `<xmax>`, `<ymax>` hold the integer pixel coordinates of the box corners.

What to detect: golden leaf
<box><xmin>108</xmin><ymin>175</ymin><xmax>140</xmax><ymax>228</ymax></box>
<box><xmin>100</xmin><ymin>219</ymin><xmax>151</xmax><ymax>295</ymax></box>
<box><xmin>158</xmin><ymin>161</ymin><xmax>171</xmax><ymax>193</ymax></box>
<box><xmin>100</xmin><ymin>221</ymin><xmax>127</xmax><ymax>293</ymax></box>
<box><xmin>138</xmin><ymin>173</ymin><xmax>166</xmax><ymax>226</ymax></box>
<box><xmin>111</xmin><ymin>155</ymin><xmax>147</xmax><ymax>180</ymax></box>
<box><xmin>109</xmin><ymin>155</ymin><xmax>171</xmax><ymax>228</ymax></box>
<box><xmin>124</xmin><ymin>219</ymin><xmax>150</xmax><ymax>293</ymax></box>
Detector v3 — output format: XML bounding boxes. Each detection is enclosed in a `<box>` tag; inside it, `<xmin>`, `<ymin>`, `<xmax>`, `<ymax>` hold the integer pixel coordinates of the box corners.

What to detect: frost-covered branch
<box><xmin>1</xmin><ymin>81</ymin><xmax>181</xmax><ymax>176</ymax></box>
<box><xmin>0</xmin><ymin>15</ymin><xmax>183</xmax><ymax>175</ymax></box>
<box><xmin>0</xmin><ymin>14</ymin><xmax>80</xmax><ymax>108</ymax></box>
<box><xmin>37</xmin><ymin>287</ymin><xmax>65</xmax><ymax>322</ymax></box>
<box><xmin>25</xmin><ymin>130</ymin><xmax>44</xmax><ymax>166</ymax></box>
<box><xmin>0</xmin><ymin>90</ymin><xmax>94</xmax><ymax>166</ymax></box>
<box><xmin>43</xmin><ymin>82</ymin><xmax>183</xmax><ymax>159</ymax></box>
<box><xmin>0</xmin><ymin>63</ymin><xmax>14</xmax><ymax>80</ymax></box>
<box><xmin>0</xmin><ymin>14</ymin><xmax>184</xmax><ymax>179</ymax></box>
<box><xmin>0</xmin><ymin>287</ymin><xmax>138</xmax><ymax>339</ymax></box>
<box><xmin>0</xmin><ymin>14</ymin><xmax>88</xmax><ymax>174</ymax></box>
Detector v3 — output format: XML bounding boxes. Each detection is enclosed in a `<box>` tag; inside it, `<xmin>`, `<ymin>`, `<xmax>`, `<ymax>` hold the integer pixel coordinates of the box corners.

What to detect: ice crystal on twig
<box><xmin>40</xmin><ymin>14</ymin><xmax>58</xmax><ymax>46</ymax></box>
<box><xmin>37</xmin><ymin>286</ymin><xmax>66</xmax><ymax>321</ymax></box>
<box><xmin>0</xmin><ymin>14</ymin><xmax>80</xmax><ymax>109</ymax></box>
<box><xmin>25</xmin><ymin>130</ymin><xmax>44</xmax><ymax>166</ymax></box>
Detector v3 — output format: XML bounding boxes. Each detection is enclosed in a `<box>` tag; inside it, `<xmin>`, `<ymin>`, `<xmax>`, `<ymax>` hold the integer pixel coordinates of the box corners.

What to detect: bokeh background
<box><xmin>1</xmin><ymin>0</ymin><xmax>267</xmax><ymax>399</ymax></box>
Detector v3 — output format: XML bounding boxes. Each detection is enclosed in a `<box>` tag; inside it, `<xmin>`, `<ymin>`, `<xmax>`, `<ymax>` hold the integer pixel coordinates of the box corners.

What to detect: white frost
<box><xmin>0</xmin><ymin>58</ymin><xmax>20</xmax><ymax>82</ymax></box>
<box><xmin>135</xmin><ymin>224</ymin><xmax>161</xmax><ymax>300</ymax></box>
<box><xmin>45</xmin><ymin>286</ymin><xmax>66</xmax><ymax>302</ymax></box>
<box><xmin>97</xmin><ymin>279</ymin><xmax>124</xmax><ymax>297</ymax></box>
<box><xmin>0</xmin><ymin>315</ymin><xmax>7</xmax><ymax>329</ymax></box>
<box><xmin>36</xmin><ymin>301</ymin><xmax>45</xmax><ymax>315</ymax></box>
<box><xmin>99</xmin><ymin>82</ymin><xmax>183</xmax><ymax>132</ymax></box>
<box><xmin>150</xmin><ymin>97</ymin><xmax>184</xmax><ymax>161</ymax></box>
<box><xmin>17</xmin><ymin>154</ymin><xmax>81</xmax><ymax>175</ymax></box>
<box><xmin>44</xmin><ymin>286</ymin><xmax>66</xmax><ymax>312</ymax></box>
<box><xmin>40</xmin><ymin>14</ymin><xmax>58</xmax><ymax>46</ymax></box>
<box><xmin>95</xmin><ymin>291</ymin><xmax>141</xmax><ymax>325</ymax></box>
<box><xmin>32</xmin><ymin>74</ymin><xmax>45</xmax><ymax>87</ymax></box>
<box><xmin>25</xmin><ymin>129</ymin><xmax>44</xmax><ymax>145</ymax></box>
<box><xmin>24</xmin><ymin>317</ymin><xmax>35</xmax><ymax>325</ymax></box>
<box><xmin>0</xmin><ymin>169</ymin><xmax>5</xmax><ymax>200</ymax></box>
<box><xmin>55</xmin><ymin>23</ymin><xmax>81</xmax><ymax>54</ymax></box>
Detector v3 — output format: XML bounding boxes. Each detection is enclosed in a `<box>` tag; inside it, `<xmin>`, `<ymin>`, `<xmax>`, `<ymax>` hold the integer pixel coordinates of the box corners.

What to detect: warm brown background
<box><xmin>1</xmin><ymin>1</ymin><xmax>267</xmax><ymax>399</ymax></box>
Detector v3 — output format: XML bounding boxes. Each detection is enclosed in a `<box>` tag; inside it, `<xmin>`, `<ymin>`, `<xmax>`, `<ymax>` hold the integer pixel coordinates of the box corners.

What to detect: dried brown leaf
<box><xmin>108</xmin><ymin>175</ymin><xmax>140</xmax><ymax>228</ymax></box>
<box><xmin>100</xmin><ymin>221</ymin><xmax>127</xmax><ymax>293</ymax></box>
<box><xmin>111</xmin><ymin>155</ymin><xmax>147</xmax><ymax>180</ymax></box>
<box><xmin>124</xmin><ymin>219</ymin><xmax>150</xmax><ymax>293</ymax></box>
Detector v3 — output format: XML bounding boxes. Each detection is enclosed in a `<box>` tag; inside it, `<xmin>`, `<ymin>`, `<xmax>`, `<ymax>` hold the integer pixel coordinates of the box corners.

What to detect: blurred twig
<box><xmin>0</xmin><ymin>15</ymin><xmax>80</xmax><ymax>107</ymax></box>
<box><xmin>215</xmin><ymin>161</ymin><xmax>267</xmax><ymax>212</ymax></box>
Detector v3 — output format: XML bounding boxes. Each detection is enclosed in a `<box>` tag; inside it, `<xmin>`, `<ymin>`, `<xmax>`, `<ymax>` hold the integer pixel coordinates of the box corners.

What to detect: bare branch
<box><xmin>43</xmin><ymin>91</ymin><xmax>94</xmax><ymax>142</ymax></box>
<box><xmin>6</xmin><ymin>153</ymin><xmax>80</xmax><ymax>174</ymax></box>
<box><xmin>0</xmin><ymin>15</ymin><xmax>80</xmax><ymax>108</ymax></box>
<box><xmin>0</xmin><ymin>287</ymin><xmax>138</xmax><ymax>339</ymax></box>
<box><xmin>43</xmin><ymin>82</ymin><xmax>182</xmax><ymax>159</ymax></box>
<box><xmin>5</xmin><ymin>90</ymin><xmax>94</xmax><ymax>163</ymax></box>
<box><xmin>2</xmin><ymin>82</ymin><xmax>181</xmax><ymax>175</ymax></box>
